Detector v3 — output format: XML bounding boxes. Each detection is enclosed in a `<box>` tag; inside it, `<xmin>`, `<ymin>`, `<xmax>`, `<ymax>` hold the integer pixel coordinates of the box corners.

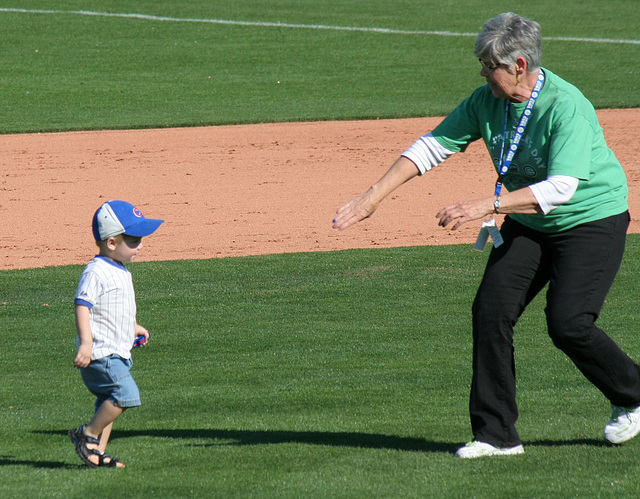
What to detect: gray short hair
<box><xmin>474</xmin><ymin>12</ymin><xmax>542</xmax><ymax>71</ymax></box>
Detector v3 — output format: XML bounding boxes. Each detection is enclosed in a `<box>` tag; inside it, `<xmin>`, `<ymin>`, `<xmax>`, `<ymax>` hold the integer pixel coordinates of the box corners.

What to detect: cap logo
<box><xmin>133</xmin><ymin>208</ymin><xmax>143</xmax><ymax>218</ymax></box>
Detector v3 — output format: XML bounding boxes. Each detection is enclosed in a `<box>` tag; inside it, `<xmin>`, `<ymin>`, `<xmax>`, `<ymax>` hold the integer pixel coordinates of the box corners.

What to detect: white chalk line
<box><xmin>2</xmin><ymin>7</ymin><xmax>639</xmax><ymax>45</ymax></box>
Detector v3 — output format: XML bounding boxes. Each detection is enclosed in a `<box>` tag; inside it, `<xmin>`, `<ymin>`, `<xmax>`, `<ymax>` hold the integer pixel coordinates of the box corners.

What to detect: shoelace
<box><xmin>611</xmin><ymin>406</ymin><xmax>630</xmax><ymax>422</ymax></box>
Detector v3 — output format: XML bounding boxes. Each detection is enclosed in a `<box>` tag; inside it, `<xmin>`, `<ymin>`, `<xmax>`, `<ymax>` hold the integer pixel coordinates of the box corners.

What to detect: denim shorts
<box><xmin>81</xmin><ymin>354</ymin><xmax>141</xmax><ymax>411</ymax></box>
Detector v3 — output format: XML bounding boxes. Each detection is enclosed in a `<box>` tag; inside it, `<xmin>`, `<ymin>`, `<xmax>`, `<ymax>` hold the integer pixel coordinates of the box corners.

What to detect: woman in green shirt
<box><xmin>333</xmin><ymin>12</ymin><xmax>640</xmax><ymax>459</ymax></box>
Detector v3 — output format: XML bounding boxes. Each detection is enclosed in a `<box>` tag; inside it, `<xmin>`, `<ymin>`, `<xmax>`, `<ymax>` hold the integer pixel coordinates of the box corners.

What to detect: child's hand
<box><xmin>133</xmin><ymin>334</ymin><xmax>149</xmax><ymax>348</ymax></box>
<box><xmin>73</xmin><ymin>345</ymin><xmax>92</xmax><ymax>369</ymax></box>
<box><xmin>133</xmin><ymin>324</ymin><xmax>150</xmax><ymax>348</ymax></box>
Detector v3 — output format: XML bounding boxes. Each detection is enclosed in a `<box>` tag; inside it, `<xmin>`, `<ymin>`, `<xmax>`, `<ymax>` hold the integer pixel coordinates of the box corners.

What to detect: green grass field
<box><xmin>1</xmin><ymin>0</ymin><xmax>639</xmax><ymax>133</ymax></box>
<box><xmin>2</xmin><ymin>1</ymin><xmax>640</xmax><ymax>497</ymax></box>
<box><xmin>3</xmin><ymin>243</ymin><xmax>640</xmax><ymax>496</ymax></box>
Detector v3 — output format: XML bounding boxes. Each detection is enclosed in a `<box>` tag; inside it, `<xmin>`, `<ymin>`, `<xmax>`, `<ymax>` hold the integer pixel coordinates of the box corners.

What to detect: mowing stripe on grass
<box><xmin>2</xmin><ymin>7</ymin><xmax>640</xmax><ymax>45</ymax></box>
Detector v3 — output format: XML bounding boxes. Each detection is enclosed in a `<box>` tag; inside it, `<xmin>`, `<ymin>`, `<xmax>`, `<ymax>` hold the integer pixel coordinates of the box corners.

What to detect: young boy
<box><xmin>69</xmin><ymin>200</ymin><xmax>163</xmax><ymax>468</ymax></box>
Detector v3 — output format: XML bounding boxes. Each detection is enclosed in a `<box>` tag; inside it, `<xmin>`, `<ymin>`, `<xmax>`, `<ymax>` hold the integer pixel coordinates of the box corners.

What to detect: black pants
<box><xmin>470</xmin><ymin>212</ymin><xmax>640</xmax><ymax>447</ymax></box>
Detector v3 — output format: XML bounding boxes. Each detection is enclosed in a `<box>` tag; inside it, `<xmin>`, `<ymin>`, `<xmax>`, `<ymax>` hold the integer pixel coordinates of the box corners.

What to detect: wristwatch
<box><xmin>493</xmin><ymin>197</ymin><xmax>501</xmax><ymax>214</ymax></box>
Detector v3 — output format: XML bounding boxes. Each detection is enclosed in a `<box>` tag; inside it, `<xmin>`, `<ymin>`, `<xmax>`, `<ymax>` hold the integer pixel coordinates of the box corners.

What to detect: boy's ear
<box><xmin>105</xmin><ymin>236</ymin><xmax>119</xmax><ymax>251</ymax></box>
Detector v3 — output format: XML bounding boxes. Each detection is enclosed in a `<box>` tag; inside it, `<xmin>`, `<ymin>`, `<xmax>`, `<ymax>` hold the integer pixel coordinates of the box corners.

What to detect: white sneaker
<box><xmin>604</xmin><ymin>405</ymin><xmax>640</xmax><ymax>444</ymax></box>
<box><xmin>454</xmin><ymin>441</ymin><xmax>525</xmax><ymax>459</ymax></box>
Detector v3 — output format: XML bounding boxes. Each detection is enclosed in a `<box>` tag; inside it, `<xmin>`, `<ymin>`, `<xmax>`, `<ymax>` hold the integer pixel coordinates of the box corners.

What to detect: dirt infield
<box><xmin>2</xmin><ymin>109</ymin><xmax>639</xmax><ymax>270</ymax></box>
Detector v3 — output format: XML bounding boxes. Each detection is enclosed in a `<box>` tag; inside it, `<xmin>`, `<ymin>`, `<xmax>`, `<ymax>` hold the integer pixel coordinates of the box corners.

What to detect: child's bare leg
<box><xmin>98</xmin><ymin>422</ymin><xmax>114</xmax><ymax>453</ymax></box>
<box><xmin>83</xmin><ymin>400</ymin><xmax>125</xmax><ymax>466</ymax></box>
<box><xmin>86</xmin><ymin>399</ymin><xmax>124</xmax><ymax>436</ymax></box>
<box><xmin>97</xmin><ymin>422</ymin><xmax>125</xmax><ymax>467</ymax></box>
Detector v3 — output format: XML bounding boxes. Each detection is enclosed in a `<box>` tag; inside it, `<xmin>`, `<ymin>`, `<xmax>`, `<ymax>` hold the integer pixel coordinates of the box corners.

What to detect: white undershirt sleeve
<box><xmin>529</xmin><ymin>175</ymin><xmax>579</xmax><ymax>214</ymax></box>
<box><xmin>401</xmin><ymin>133</ymin><xmax>456</xmax><ymax>175</ymax></box>
<box><xmin>402</xmin><ymin>133</ymin><xmax>577</xmax><ymax>213</ymax></box>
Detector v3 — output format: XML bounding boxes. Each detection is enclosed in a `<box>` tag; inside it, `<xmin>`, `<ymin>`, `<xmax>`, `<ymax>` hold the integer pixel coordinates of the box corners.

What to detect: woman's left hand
<box><xmin>436</xmin><ymin>197</ymin><xmax>494</xmax><ymax>231</ymax></box>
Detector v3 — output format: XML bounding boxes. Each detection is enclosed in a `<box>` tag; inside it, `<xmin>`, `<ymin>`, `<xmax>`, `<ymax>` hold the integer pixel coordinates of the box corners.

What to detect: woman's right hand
<box><xmin>333</xmin><ymin>156</ymin><xmax>420</xmax><ymax>231</ymax></box>
<box><xmin>333</xmin><ymin>188</ymin><xmax>380</xmax><ymax>230</ymax></box>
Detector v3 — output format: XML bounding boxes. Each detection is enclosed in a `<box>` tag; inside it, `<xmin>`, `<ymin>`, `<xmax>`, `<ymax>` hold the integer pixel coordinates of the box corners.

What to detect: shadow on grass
<box><xmin>123</xmin><ymin>428</ymin><xmax>459</xmax><ymax>453</ymax></box>
<box><xmin>113</xmin><ymin>431</ymin><xmax>610</xmax><ymax>453</ymax></box>
<box><xmin>35</xmin><ymin>429</ymin><xmax>608</xmax><ymax>456</ymax></box>
<box><xmin>37</xmin><ymin>428</ymin><xmax>458</xmax><ymax>454</ymax></box>
<box><xmin>13</xmin><ymin>432</ymin><xmax>611</xmax><ymax>469</ymax></box>
<box><xmin>0</xmin><ymin>455</ymin><xmax>78</xmax><ymax>469</ymax></box>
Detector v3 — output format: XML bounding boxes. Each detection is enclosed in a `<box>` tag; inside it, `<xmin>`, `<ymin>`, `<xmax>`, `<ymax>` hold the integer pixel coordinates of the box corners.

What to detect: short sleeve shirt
<box><xmin>74</xmin><ymin>256</ymin><xmax>136</xmax><ymax>360</ymax></box>
<box><xmin>430</xmin><ymin>68</ymin><xmax>628</xmax><ymax>232</ymax></box>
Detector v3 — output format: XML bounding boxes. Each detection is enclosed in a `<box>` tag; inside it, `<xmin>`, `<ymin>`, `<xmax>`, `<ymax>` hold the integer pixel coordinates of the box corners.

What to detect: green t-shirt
<box><xmin>431</xmin><ymin>68</ymin><xmax>628</xmax><ymax>232</ymax></box>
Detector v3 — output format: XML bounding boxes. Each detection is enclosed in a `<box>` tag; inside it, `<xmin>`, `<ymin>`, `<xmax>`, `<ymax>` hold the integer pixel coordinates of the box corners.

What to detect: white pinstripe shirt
<box><xmin>74</xmin><ymin>256</ymin><xmax>137</xmax><ymax>360</ymax></box>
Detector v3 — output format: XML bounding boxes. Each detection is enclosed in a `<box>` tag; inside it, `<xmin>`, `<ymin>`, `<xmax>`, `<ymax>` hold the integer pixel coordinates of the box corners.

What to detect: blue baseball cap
<box><xmin>92</xmin><ymin>200</ymin><xmax>164</xmax><ymax>241</ymax></box>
